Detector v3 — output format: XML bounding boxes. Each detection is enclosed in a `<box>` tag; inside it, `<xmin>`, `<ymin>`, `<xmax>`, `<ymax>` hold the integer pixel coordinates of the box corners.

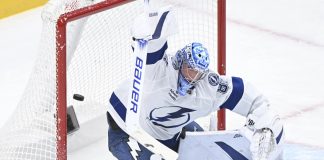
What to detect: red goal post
<box><xmin>217</xmin><ymin>0</ymin><xmax>226</xmax><ymax>131</ymax></box>
<box><xmin>56</xmin><ymin>1</ymin><xmax>136</xmax><ymax>159</ymax></box>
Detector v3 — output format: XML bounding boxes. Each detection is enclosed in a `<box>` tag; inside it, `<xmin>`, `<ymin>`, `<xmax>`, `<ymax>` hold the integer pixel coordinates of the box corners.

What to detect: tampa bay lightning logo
<box><xmin>149</xmin><ymin>106</ymin><xmax>195</xmax><ymax>128</ymax></box>
<box><xmin>208</xmin><ymin>73</ymin><xmax>219</xmax><ymax>86</ymax></box>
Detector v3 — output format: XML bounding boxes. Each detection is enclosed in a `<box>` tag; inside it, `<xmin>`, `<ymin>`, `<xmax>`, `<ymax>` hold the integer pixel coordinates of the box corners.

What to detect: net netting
<box><xmin>0</xmin><ymin>0</ymin><xmax>217</xmax><ymax>159</ymax></box>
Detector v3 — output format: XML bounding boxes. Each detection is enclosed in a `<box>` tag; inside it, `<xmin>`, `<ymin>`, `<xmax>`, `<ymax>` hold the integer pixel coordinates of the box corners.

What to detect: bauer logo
<box><xmin>233</xmin><ymin>134</ymin><xmax>243</xmax><ymax>138</ymax></box>
<box><xmin>247</xmin><ymin>119</ymin><xmax>255</xmax><ymax>126</ymax></box>
<box><xmin>138</xmin><ymin>39</ymin><xmax>148</xmax><ymax>49</ymax></box>
<box><xmin>149</xmin><ymin>12</ymin><xmax>158</xmax><ymax>17</ymax></box>
<box><xmin>130</xmin><ymin>57</ymin><xmax>143</xmax><ymax>113</ymax></box>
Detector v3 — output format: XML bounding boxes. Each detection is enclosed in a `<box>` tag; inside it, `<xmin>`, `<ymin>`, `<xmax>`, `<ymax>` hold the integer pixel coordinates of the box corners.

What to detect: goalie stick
<box><xmin>126</xmin><ymin>40</ymin><xmax>178</xmax><ymax>160</ymax></box>
<box><xmin>125</xmin><ymin>34</ymin><xmax>178</xmax><ymax>160</ymax></box>
<box><xmin>124</xmin><ymin>1</ymin><xmax>178</xmax><ymax>159</ymax></box>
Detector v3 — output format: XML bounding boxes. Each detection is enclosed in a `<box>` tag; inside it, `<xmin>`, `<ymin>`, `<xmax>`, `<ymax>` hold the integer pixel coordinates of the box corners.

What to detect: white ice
<box><xmin>0</xmin><ymin>0</ymin><xmax>324</xmax><ymax>159</ymax></box>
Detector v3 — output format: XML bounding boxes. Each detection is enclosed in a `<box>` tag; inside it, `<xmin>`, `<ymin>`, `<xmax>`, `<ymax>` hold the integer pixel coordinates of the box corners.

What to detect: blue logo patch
<box><xmin>208</xmin><ymin>73</ymin><xmax>219</xmax><ymax>86</ymax></box>
<box><xmin>217</xmin><ymin>83</ymin><xmax>228</xmax><ymax>93</ymax></box>
<box><xmin>149</xmin><ymin>106</ymin><xmax>195</xmax><ymax>128</ymax></box>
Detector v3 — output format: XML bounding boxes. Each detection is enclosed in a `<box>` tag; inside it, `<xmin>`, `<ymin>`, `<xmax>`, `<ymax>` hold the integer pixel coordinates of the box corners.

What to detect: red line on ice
<box><xmin>281</xmin><ymin>102</ymin><xmax>324</xmax><ymax>120</ymax></box>
<box><xmin>228</xmin><ymin>18</ymin><xmax>324</xmax><ymax>48</ymax></box>
<box><xmin>286</xmin><ymin>140</ymin><xmax>324</xmax><ymax>150</ymax></box>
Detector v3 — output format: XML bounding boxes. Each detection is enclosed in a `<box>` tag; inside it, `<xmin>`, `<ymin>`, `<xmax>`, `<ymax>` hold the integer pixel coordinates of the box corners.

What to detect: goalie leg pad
<box><xmin>158</xmin><ymin>121</ymin><xmax>204</xmax><ymax>152</ymax></box>
<box><xmin>178</xmin><ymin>130</ymin><xmax>252</xmax><ymax>160</ymax></box>
<box><xmin>183</xmin><ymin>121</ymin><xmax>204</xmax><ymax>132</ymax></box>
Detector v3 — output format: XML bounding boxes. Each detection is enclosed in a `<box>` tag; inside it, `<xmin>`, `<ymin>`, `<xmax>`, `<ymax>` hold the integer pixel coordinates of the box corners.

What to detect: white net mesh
<box><xmin>0</xmin><ymin>0</ymin><xmax>217</xmax><ymax>159</ymax></box>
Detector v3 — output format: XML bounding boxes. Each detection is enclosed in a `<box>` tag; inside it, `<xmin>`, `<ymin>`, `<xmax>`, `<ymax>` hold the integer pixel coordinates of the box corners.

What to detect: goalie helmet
<box><xmin>173</xmin><ymin>42</ymin><xmax>210</xmax><ymax>96</ymax></box>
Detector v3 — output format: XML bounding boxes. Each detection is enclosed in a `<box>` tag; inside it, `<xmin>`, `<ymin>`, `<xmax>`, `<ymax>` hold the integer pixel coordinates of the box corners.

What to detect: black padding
<box><xmin>67</xmin><ymin>105</ymin><xmax>80</xmax><ymax>134</ymax></box>
<box><xmin>180</xmin><ymin>127</ymin><xmax>186</xmax><ymax>139</ymax></box>
<box><xmin>106</xmin><ymin>111</ymin><xmax>121</xmax><ymax>131</ymax></box>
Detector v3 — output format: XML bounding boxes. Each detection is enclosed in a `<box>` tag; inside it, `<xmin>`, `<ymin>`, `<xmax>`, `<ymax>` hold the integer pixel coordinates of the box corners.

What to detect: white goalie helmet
<box><xmin>172</xmin><ymin>42</ymin><xmax>210</xmax><ymax>96</ymax></box>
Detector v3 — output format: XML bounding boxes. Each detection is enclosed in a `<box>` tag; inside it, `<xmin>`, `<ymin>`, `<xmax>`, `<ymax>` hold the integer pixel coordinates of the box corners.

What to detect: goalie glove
<box><xmin>250</xmin><ymin>128</ymin><xmax>276</xmax><ymax>160</ymax></box>
<box><xmin>246</xmin><ymin>105</ymin><xmax>284</xmax><ymax>160</ymax></box>
<box><xmin>131</xmin><ymin>5</ymin><xmax>178</xmax><ymax>41</ymax></box>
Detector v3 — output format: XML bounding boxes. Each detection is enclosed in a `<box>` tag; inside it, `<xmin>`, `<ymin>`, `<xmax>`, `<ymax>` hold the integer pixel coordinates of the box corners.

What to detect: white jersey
<box><xmin>107</xmin><ymin>38</ymin><xmax>268</xmax><ymax>141</ymax></box>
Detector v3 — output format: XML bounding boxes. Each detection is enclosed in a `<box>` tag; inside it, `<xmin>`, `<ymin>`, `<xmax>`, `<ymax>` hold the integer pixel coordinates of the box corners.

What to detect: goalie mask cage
<box><xmin>0</xmin><ymin>0</ymin><xmax>226</xmax><ymax>159</ymax></box>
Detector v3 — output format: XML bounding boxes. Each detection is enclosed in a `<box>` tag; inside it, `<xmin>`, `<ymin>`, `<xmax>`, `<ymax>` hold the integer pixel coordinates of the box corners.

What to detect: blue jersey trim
<box><xmin>215</xmin><ymin>142</ymin><xmax>249</xmax><ymax>160</ymax></box>
<box><xmin>109</xmin><ymin>92</ymin><xmax>127</xmax><ymax>122</ymax></box>
<box><xmin>157</xmin><ymin>133</ymin><xmax>179</xmax><ymax>152</ymax></box>
<box><xmin>152</xmin><ymin>11</ymin><xmax>169</xmax><ymax>39</ymax></box>
<box><xmin>220</xmin><ymin>77</ymin><xmax>244</xmax><ymax>110</ymax></box>
<box><xmin>146</xmin><ymin>42</ymin><xmax>168</xmax><ymax>65</ymax></box>
<box><xmin>276</xmin><ymin>127</ymin><xmax>284</xmax><ymax>144</ymax></box>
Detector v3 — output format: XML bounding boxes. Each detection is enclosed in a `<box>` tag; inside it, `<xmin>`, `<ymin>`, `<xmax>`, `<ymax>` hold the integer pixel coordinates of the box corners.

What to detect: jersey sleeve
<box><xmin>216</xmin><ymin>76</ymin><xmax>269</xmax><ymax>117</ymax></box>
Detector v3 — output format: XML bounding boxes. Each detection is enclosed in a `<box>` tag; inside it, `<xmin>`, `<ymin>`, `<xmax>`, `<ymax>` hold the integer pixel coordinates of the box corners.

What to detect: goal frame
<box><xmin>56</xmin><ymin>0</ymin><xmax>226</xmax><ymax>159</ymax></box>
<box><xmin>217</xmin><ymin>0</ymin><xmax>226</xmax><ymax>131</ymax></box>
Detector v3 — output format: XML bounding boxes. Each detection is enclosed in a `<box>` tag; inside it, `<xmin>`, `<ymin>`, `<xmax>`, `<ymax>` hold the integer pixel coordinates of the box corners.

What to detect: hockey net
<box><xmin>0</xmin><ymin>0</ymin><xmax>223</xmax><ymax>159</ymax></box>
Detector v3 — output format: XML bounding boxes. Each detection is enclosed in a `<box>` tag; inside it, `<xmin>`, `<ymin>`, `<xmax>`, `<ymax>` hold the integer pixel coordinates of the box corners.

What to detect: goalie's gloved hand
<box><xmin>131</xmin><ymin>5</ymin><xmax>178</xmax><ymax>41</ymax></box>
<box><xmin>250</xmin><ymin>128</ymin><xmax>276</xmax><ymax>160</ymax></box>
<box><xmin>245</xmin><ymin>105</ymin><xmax>284</xmax><ymax>160</ymax></box>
